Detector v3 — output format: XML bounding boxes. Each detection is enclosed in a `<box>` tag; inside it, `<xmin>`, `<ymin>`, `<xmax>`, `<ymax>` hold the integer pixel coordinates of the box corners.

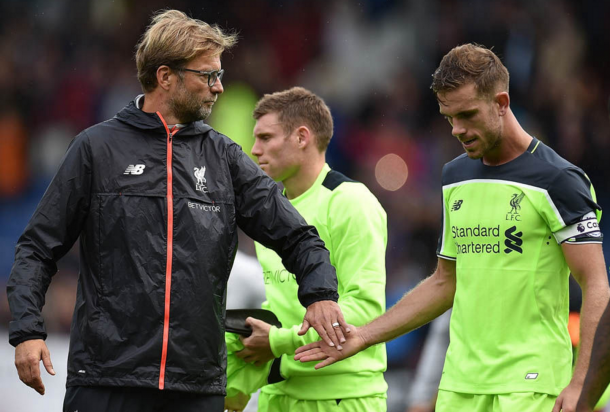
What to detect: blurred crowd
<box><xmin>1</xmin><ymin>0</ymin><xmax>609</xmax><ymax>407</ymax></box>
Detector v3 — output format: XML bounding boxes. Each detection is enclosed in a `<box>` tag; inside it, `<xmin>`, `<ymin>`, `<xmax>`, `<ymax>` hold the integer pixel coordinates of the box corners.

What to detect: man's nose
<box><xmin>211</xmin><ymin>77</ymin><xmax>224</xmax><ymax>94</ymax></box>
<box><xmin>452</xmin><ymin>121</ymin><xmax>466</xmax><ymax>138</ymax></box>
<box><xmin>251</xmin><ymin>140</ymin><xmax>262</xmax><ymax>157</ymax></box>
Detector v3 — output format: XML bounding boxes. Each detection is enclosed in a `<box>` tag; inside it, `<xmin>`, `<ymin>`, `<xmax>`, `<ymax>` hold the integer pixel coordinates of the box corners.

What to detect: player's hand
<box><xmin>224</xmin><ymin>390</ymin><xmax>250</xmax><ymax>412</ymax></box>
<box><xmin>300</xmin><ymin>300</ymin><xmax>349</xmax><ymax>350</ymax></box>
<box><xmin>294</xmin><ymin>324</ymin><xmax>364</xmax><ymax>369</ymax></box>
<box><xmin>553</xmin><ymin>382</ymin><xmax>582</xmax><ymax>412</ymax></box>
<box><xmin>236</xmin><ymin>317</ymin><xmax>275</xmax><ymax>366</ymax></box>
<box><xmin>14</xmin><ymin>339</ymin><xmax>55</xmax><ymax>395</ymax></box>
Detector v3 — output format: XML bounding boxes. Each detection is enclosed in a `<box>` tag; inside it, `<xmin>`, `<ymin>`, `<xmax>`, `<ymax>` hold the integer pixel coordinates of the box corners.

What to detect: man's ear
<box><xmin>296</xmin><ymin>126</ymin><xmax>313</xmax><ymax>149</ymax></box>
<box><xmin>495</xmin><ymin>91</ymin><xmax>510</xmax><ymax>116</ymax></box>
<box><xmin>156</xmin><ymin>65</ymin><xmax>173</xmax><ymax>91</ymax></box>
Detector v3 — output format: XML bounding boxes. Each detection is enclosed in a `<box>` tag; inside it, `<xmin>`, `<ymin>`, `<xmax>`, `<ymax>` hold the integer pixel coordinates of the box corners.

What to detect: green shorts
<box><xmin>258</xmin><ymin>392</ymin><xmax>386</xmax><ymax>412</ymax></box>
<box><xmin>436</xmin><ymin>390</ymin><xmax>557</xmax><ymax>412</ymax></box>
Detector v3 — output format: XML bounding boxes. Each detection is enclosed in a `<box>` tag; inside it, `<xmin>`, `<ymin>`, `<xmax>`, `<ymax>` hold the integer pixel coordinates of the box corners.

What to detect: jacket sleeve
<box><xmin>227</xmin><ymin>143</ymin><xmax>338</xmax><ymax>308</ymax></box>
<box><xmin>7</xmin><ymin>131</ymin><xmax>92</xmax><ymax>347</ymax></box>
<box><xmin>269</xmin><ymin>183</ymin><xmax>387</xmax><ymax>355</ymax></box>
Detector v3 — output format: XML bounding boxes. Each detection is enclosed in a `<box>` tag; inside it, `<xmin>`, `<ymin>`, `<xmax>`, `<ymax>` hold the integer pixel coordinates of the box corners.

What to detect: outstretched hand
<box><xmin>294</xmin><ymin>324</ymin><xmax>366</xmax><ymax>369</ymax></box>
<box><xmin>300</xmin><ymin>300</ymin><xmax>350</xmax><ymax>351</ymax></box>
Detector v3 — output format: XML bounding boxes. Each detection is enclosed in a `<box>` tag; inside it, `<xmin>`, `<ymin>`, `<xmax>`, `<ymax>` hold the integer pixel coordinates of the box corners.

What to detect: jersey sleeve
<box><xmin>269</xmin><ymin>183</ymin><xmax>387</xmax><ymax>356</ymax></box>
<box><xmin>437</xmin><ymin>188</ymin><xmax>457</xmax><ymax>261</ymax></box>
<box><xmin>542</xmin><ymin>168</ymin><xmax>602</xmax><ymax>244</ymax></box>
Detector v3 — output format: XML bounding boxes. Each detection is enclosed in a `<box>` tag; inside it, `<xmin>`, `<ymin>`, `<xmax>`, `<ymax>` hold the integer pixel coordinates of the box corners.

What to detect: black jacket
<box><xmin>7</xmin><ymin>97</ymin><xmax>339</xmax><ymax>394</ymax></box>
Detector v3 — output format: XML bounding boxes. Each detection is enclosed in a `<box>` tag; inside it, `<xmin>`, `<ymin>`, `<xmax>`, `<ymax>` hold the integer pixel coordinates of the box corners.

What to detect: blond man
<box><xmin>7</xmin><ymin>11</ymin><xmax>346</xmax><ymax>412</ymax></box>
<box><xmin>296</xmin><ymin>44</ymin><xmax>609</xmax><ymax>412</ymax></box>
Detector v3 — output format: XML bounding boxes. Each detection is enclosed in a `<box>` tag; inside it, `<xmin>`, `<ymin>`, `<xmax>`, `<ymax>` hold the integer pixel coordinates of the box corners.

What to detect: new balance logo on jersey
<box><xmin>124</xmin><ymin>164</ymin><xmax>146</xmax><ymax>175</ymax></box>
<box><xmin>451</xmin><ymin>200</ymin><xmax>463</xmax><ymax>211</ymax></box>
<box><xmin>525</xmin><ymin>373</ymin><xmax>538</xmax><ymax>380</ymax></box>
<box><xmin>504</xmin><ymin>226</ymin><xmax>523</xmax><ymax>254</ymax></box>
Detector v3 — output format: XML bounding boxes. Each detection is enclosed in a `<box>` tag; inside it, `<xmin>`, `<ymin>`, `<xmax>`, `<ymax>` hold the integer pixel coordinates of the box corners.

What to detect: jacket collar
<box><xmin>114</xmin><ymin>95</ymin><xmax>213</xmax><ymax>136</ymax></box>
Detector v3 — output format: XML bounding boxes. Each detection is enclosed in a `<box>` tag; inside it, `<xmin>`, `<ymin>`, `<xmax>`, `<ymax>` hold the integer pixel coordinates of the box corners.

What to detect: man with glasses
<box><xmin>7</xmin><ymin>10</ymin><xmax>347</xmax><ymax>412</ymax></box>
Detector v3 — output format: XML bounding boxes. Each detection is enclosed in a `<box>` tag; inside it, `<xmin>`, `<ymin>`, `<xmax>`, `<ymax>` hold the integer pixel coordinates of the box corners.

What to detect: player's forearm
<box><xmin>360</xmin><ymin>270</ymin><xmax>455</xmax><ymax>347</ymax></box>
<box><xmin>572</xmin><ymin>281</ymin><xmax>610</xmax><ymax>386</ymax></box>
<box><xmin>578</xmin><ymin>301</ymin><xmax>610</xmax><ymax>409</ymax></box>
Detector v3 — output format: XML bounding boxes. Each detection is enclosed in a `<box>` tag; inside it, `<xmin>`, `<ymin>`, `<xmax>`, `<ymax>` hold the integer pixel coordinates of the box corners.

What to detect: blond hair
<box><xmin>253</xmin><ymin>87</ymin><xmax>334</xmax><ymax>152</ymax></box>
<box><xmin>431</xmin><ymin>43</ymin><xmax>509</xmax><ymax>98</ymax></box>
<box><xmin>135</xmin><ymin>10</ymin><xmax>237</xmax><ymax>92</ymax></box>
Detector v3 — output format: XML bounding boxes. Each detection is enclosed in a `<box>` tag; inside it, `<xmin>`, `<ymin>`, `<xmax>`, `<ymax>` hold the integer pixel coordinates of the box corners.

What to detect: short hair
<box><xmin>253</xmin><ymin>87</ymin><xmax>334</xmax><ymax>152</ymax></box>
<box><xmin>431</xmin><ymin>43</ymin><xmax>509</xmax><ymax>99</ymax></box>
<box><xmin>135</xmin><ymin>10</ymin><xmax>237</xmax><ymax>93</ymax></box>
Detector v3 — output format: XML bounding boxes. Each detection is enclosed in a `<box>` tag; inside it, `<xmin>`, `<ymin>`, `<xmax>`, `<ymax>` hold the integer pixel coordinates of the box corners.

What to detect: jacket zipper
<box><xmin>157</xmin><ymin>112</ymin><xmax>174</xmax><ymax>390</ymax></box>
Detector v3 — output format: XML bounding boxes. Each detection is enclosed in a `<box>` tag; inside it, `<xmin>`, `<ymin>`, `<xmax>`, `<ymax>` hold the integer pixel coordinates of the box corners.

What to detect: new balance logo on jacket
<box><xmin>124</xmin><ymin>164</ymin><xmax>146</xmax><ymax>175</ymax></box>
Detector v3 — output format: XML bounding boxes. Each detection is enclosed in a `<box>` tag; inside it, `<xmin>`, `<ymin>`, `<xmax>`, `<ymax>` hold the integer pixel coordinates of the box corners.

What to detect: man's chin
<box><xmin>464</xmin><ymin>150</ymin><xmax>483</xmax><ymax>159</ymax></box>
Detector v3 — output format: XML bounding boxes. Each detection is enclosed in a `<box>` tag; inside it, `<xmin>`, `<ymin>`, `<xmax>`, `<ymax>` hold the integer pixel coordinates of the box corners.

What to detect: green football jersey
<box><xmin>437</xmin><ymin>137</ymin><xmax>602</xmax><ymax>395</ymax></box>
<box><xmin>255</xmin><ymin>164</ymin><xmax>388</xmax><ymax>400</ymax></box>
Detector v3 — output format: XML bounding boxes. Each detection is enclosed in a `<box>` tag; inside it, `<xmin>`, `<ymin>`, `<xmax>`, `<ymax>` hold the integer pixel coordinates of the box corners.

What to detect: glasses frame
<box><xmin>177</xmin><ymin>68</ymin><xmax>225</xmax><ymax>87</ymax></box>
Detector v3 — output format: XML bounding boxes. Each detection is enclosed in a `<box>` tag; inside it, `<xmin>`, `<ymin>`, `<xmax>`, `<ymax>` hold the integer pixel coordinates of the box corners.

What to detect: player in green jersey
<box><xmin>295</xmin><ymin>44</ymin><xmax>610</xmax><ymax>412</ymax></box>
<box><xmin>224</xmin><ymin>87</ymin><xmax>388</xmax><ymax>412</ymax></box>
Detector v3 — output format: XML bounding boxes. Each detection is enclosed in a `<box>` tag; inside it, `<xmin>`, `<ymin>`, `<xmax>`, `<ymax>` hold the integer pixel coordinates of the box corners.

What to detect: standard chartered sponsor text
<box><xmin>453</xmin><ymin>224</ymin><xmax>501</xmax><ymax>254</ymax></box>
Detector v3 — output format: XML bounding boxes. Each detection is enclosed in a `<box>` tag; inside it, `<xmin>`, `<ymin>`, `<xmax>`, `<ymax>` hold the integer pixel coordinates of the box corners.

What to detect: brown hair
<box><xmin>253</xmin><ymin>87</ymin><xmax>334</xmax><ymax>152</ymax></box>
<box><xmin>431</xmin><ymin>43</ymin><xmax>509</xmax><ymax>98</ymax></box>
<box><xmin>135</xmin><ymin>10</ymin><xmax>237</xmax><ymax>93</ymax></box>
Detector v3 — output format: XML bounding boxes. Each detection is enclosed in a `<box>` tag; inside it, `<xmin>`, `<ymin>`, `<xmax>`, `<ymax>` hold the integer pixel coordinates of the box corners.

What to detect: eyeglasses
<box><xmin>178</xmin><ymin>68</ymin><xmax>224</xmax><ymax>87</ymax></box>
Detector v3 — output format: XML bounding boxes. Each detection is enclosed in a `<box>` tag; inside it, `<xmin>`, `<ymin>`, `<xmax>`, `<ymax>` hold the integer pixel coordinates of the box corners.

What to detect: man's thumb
<box><xmin>298</xmin><ymin>320</ymin><xmax>310</xmax><ymax>336</ymax></box>
<box><xmin>41</xmin><ymin>348</ymin><xmax>55</xmax><ymax>376</ymax></box>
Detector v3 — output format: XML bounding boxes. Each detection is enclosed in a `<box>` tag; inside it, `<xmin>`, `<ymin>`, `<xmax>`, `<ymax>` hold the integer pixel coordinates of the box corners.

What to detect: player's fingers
<box><xmin>296</xmin><ymin>350</ymin><xmax>328</xmax><ymax>363</ymax></box>
<box><xmin>41</xmin><ymin>347</ymin><xmax>55</xmax><ymax>376</ymax></box>
<box><xmin>551</xmin><ymin>396</ymin><xmax>562</xmax><ymax>412</ymax></box>
<box><xmin>294</xmin><ymin>347</ymin><xmax>323</xmax><ymax>360</ymax></box>
<box><xmin>298</xmin><ymin>320</ymin><xmax>310</xmax><ymax>336</ymax></box>
<box><xmin>315</xmin><ymin>357</ymin><xmax>337</xmax><ymax>370</ymax></box>
<box><xmin>294</xmin><ymin>341</ymin><xmax>321</xmax><ymax>355</ymax></box>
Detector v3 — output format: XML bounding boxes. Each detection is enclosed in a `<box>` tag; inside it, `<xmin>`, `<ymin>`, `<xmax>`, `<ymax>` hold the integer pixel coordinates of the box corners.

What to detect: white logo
<box><xmin>78</xmin><ymin>370</ymin><xmax>86</xmax><ymax>374</ymax></box>
<box><xmin>525</xmin><ymin>373</ymin><xmax>538</xmax><ymax>380</ymax></box>
<box><xmin>194</xmin><ymin>166</ymin><xmax>209</xmax><ymax>193</ymax></box>
<box><xmin>124</xmin><ymin>164</ymin><xmax>146</xmax><ymax>175</ymax></box>
<box><xmin>188</xmin><ymin>201</ymin><xmax>220</xmax><ymax>212</ymax></box>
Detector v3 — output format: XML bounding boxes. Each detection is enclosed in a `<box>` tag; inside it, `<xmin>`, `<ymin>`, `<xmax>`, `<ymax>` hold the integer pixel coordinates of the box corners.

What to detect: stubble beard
<box><xmin>168</xmin><ymin>84</ymin><xmax>213</xmax><ymax>123</ymax></box>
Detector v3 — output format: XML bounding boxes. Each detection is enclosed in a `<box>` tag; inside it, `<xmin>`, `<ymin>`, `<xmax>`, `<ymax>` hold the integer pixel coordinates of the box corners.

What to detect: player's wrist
<box><xmin>358</xmin><ymin>326</ymin><xmax>375</xmax><ymax>349</ymax></box>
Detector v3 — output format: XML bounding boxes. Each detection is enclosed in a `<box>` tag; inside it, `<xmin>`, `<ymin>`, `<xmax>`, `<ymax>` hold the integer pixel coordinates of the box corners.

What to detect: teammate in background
<box><xmin>226</xmin><ymin>87</ymin><xmax>388</xmax><ymax>412</ymax></box>
<box><xmin>7</xmin><ymin>10</ymin><xmax>347</xmax><ymax>412</ymax></box>
<box><xmin>295</xmin><ymin>43</ymin><xmax>610</xmax><ymax>412</ymax></box>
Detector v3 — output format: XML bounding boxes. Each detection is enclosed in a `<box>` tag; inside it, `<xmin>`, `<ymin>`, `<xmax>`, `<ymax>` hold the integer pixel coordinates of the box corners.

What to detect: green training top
<box><xmin>437</xmin><ymin>137</ymin><xmax>603</xmax><ymax>395</ymax></box>
<box><xmin>256</xmin><ymin>164</ymin><xmax>388</xmax><ymax>400</ymax></box>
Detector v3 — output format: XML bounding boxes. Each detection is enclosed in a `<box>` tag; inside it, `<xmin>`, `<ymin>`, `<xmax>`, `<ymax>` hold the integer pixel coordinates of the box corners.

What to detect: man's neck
<box><xmin>483</xmin><ymin>109</ymin><xmax>532</xmax><ymax>166</ymax></box>
<box><xmin>141</xmin><ymin>92</ymin><xmax>181</xmax><ymax>125</ymax></box>
<box><xmin>283</xmin><ymin>157</ymin><xmax>326</xmax><ymax>200</ymax></box>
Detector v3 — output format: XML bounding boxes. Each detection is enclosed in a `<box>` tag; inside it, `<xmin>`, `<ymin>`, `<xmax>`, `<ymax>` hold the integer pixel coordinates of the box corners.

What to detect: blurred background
<box><xmin>0</xmin><ymin>0</ymin><xmax>609</xmax><ymax>410</ymax></box>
